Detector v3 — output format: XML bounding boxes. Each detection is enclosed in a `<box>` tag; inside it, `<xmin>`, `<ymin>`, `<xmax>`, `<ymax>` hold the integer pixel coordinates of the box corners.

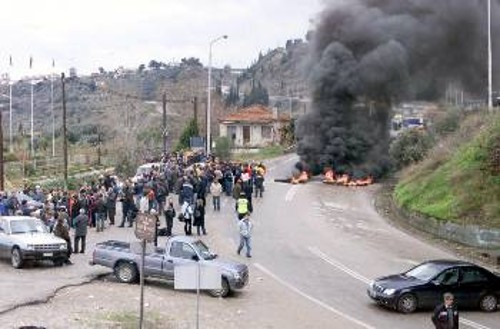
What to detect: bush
<box><xmin>432</xmin><ymin>110</ymin><xmax>462</xmax><ymax>136</ymax></box>
<box><xmin>213</xmin><ymin>137</ymin><xmax>231</xmax><ymax>160</ymax></box>
<box><xmin>390</xmin><ymin>129</ymin><xmax>435</xmax><ymax>169</ymax></box>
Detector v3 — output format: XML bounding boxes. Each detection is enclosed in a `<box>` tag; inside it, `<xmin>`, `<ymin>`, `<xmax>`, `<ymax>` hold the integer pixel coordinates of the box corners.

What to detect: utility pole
<box><xmin>193</xmin><ymin>96</ymin><xmax>198</xmax><ymax>127</ymax></box>
<box><xmin>0</xmin><ymin>109</ymin><xmax>4</xmax><ymax>191</ymax></box>
<box><xmin>51</xmin><ymin>72</ymin><xmax>55</xmax><ymax>156</ymax></box>
<box><xmin>162</xmin><ymin>92</ymin><xmax>167</xmax><ymax>155</ymax></box>
<box><xmin>97</xmin><ymin>131</ymin><xmax>101</xmax><ymax>166</ymax></box>
<box><xmin>488</xmin><ymin>0</ymin><xmax>493</xmax><ymax>110</ymax></box>
<box><xmin>61</xmin><ymin>73</ymin><xmax>68</xmax><ymax>189</ymax></box>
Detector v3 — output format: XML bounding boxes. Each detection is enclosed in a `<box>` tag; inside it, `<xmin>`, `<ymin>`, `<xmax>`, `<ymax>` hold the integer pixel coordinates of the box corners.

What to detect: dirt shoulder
<box><xmin>374</xmin><ymin>179</ymin><xmax>500</xmax><ymax>272</ymax></box>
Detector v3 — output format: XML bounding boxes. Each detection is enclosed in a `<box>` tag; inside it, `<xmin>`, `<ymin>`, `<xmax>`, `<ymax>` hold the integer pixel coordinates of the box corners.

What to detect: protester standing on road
<box><xmin>73</xmin><ymin>209</ymin><xmax>88</xmax><ymax>254</ymax></box>
<box><xmin>94</xmin><ymin>194</ymin><xmax>107</xmax><ymax>232</ymax></box>
<box><xmin>193</xmin><ymin>198</ymin><xmax>206</xmax><ymax>235</ymax></box>
<box><xmin>139</xmin><ymin>191</ymin><xmax>149</xmax><ymax>213</ymax></box>
<box><xmin>53</xmin><ymin>213</ymin><xmax>73</xmax><ymax>265</ymax></box>
<box><xmin>237</xmin><ymin>212</ymin><xmax>253</xmax><ymax>258</ymax></box>
<box><xmin>181</xmin><ymin>201</ymin><xmax>193</xmax><ymax>236</ymax></box>
<box><xmin>210</xmin><ymin>179</ymin><xmax>222</xmax><ymax>211</ymax></box>
<box><xmin>150</xmin><ymin>208</ymin><xmax>160</xmax><ymax>247</ymax></box>
<box><xmin>163</xmin><ymin>197</ymin><xmax>176</xmax><ymax>237</ymax></box>
<box><xmin>432</xmin><ymin>293</ymin><xmax>459</xmax><ymax>329</ymax></box>
<box><xmin>236</xmin><ymin>192</ymin><xmax>249</xmax><ymax>220</ymax></box>
<box><xmin>106</xmin><ymin>187</ymin><xmax>117</xmax><ymax>225</ymax></box>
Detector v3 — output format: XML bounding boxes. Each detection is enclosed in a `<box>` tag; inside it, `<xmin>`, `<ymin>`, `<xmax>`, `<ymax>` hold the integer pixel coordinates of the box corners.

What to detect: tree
<box><xmin>225</xmin><ymin>85</ymin><xmax>240</xmax><ymax>106</ymax></box>
<box><xmin>98</xmin><ymin>67</ymin><xmax>106</xmax><ymax>74</ymax></box>
<box><xmin>138</xmin><ymin>64</ymin><xmax>146</xmax><ymax>73</ymax></box>
<box><xmin>176</xmin><ymin>119</ymin><xmax>199</xmax><ymax>151</ymax></box>
<box><xmin>243</xmin><ymin>83</ymin><xmax>269</xmax><ymax>107</ymax></box>
<box><xmin>180</xmin><ymin>57</ymin><xmax>203</xmax><ymax>68</ymax></box>
<box><xmin>148</xmin><ymin>60</ymin><xmax>162</xmax><ymax>70</ymax></box>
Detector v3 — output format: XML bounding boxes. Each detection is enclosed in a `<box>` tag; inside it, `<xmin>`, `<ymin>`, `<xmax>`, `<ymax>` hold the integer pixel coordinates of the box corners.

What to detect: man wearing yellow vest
<box><xmin>236</xmin><ymin>192</ymin><xmax>249</xmax><ymax>220</ymax></box>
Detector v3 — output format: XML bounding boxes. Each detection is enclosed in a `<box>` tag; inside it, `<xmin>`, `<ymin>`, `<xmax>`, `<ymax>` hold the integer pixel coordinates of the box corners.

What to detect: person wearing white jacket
<box><xmin>237</xmin><ymin>212</ymin><xmax>253</xmax><ymax>258</ymax></box>
<box><xmin>210</xmin><ymin>180</ymin><xmax>223</xmax><ymax>211</ymax></box>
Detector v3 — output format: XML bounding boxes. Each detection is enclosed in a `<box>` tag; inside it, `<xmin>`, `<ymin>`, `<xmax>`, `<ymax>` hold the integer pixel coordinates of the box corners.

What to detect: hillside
<box><xmin>394</xmin><ymin>112</ymin><xmax>500</xmax><ymax>228</ymax></box>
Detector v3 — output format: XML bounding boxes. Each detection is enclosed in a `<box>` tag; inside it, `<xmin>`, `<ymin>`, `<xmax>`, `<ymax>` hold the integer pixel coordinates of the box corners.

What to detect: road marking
<box><xmin>253</xmin><ymin>263</ymin><xmax>376</xmax><ymax>329</ymax></box>
<box><xmin>460</xmin><ymin>319</ymin><xmax>492</xmax><ymax>329</ymax></box>
<box><xmin>285</xmin><ymin>185</ymin><xmax>299</xmax><ymax>202</ymax></box>
<box><xmin>308</xmin><ymin>247</ymin><xmax>371</xmax><ymax>284</ymax></box>
<box><xmin>309</xmin><ymin>247</ymin><xmax>493</xmax><ymax>329</ymax></box>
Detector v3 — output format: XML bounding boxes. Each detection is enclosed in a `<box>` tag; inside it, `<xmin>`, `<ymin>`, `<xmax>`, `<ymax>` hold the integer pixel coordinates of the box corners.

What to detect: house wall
<box><xmin>220</xmin><ymin>123</ymin><xmax>276</xmax><ymax>148</ymax></box>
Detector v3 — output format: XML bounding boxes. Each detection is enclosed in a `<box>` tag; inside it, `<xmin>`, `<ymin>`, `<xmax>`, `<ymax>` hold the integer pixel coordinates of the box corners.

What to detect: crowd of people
<box><xmin>0</xmin><ymin>151</ymin><xmax>267</xmax><ymax>262</ymax></box>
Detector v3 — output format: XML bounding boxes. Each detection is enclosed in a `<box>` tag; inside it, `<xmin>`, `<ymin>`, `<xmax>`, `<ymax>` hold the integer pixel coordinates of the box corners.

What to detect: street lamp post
<box><xmin>488</xmin><ymin>0</ymin><xmax>493</xmax><ymax>110</ymax></box>
<box><xmin>207</xmin><ymin>35</ymin><xmax>228</xmax><ymax>155</ymax></box>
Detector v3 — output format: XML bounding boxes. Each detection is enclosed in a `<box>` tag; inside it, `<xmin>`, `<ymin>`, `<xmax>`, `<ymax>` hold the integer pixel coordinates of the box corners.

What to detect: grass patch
<box><xmin>233</xmin><ymin>145</ymin><xmax>285</xmax><ymax>162</ymax></box>
<box><xmin>394</xmin><ymin>112</ymin><xmax>500</xmax><ymax>228</ymax></box>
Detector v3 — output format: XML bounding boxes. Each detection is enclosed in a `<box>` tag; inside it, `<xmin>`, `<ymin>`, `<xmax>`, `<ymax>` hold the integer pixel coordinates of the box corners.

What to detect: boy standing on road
<box><xmin>432</xmin><ymin>293</ymin><xmax>459</xmax><ymax>329</ymax></box>
<box><xmin>237</xmin><ymin>212</ymin><xmax>253</xmax><ymax>258</ymax></box>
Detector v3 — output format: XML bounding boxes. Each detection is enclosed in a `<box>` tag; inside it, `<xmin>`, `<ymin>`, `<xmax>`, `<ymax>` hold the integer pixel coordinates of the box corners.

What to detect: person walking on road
<box><xmin>237</xmin><ymin>212</ymin><xmax>253</xmax><ymax>258</ymax></box>
<box><xmin>210</xmin><ymin>179</ymin><xmax>222</xmax><ymax>211</ymax></box>
<box><xmin>432</xmin><ymin>293</ymin><xmax>459</xmax><ymax>329</ymax></box>
<box><xmin>73</xmin><ymin>209</ymin><xmax>88</xmax><ymax>254</ymax></box>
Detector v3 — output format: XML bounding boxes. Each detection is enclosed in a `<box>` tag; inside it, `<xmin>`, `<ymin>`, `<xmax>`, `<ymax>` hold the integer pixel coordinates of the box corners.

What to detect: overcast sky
<box><xmin>0</xmin><ymin>0</ymin><xmax>324</xmax><ymax>79</ymax></box>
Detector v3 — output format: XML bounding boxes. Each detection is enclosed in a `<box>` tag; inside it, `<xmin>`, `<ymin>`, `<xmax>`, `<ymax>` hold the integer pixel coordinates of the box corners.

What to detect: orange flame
<box><xmin>322</xmin><ymin>169</ymin><xmax>374</xmax><ymax>187</ymax></box>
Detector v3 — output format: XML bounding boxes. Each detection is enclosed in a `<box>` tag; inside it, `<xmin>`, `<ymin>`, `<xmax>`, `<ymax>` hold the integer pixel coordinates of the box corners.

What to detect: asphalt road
<box><xmin>1</xmin><ymin>154</ymin><xmax>500</xmax><ymax>328</ymax></box>
<box><xmin>246</xmin><ymin>154</ymin><xmax>500</xmax><ymax>329</ymax></box>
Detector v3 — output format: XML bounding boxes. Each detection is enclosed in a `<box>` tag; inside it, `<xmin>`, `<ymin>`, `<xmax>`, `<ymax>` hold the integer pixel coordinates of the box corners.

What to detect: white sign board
<box><xmin>174</xmin><ymin>263</ymin><xmax>222</xmax><ymax>290</ymax></box>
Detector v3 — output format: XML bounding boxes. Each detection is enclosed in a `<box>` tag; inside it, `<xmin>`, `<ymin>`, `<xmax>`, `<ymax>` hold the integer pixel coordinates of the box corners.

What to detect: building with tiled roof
<box><xmin>219</xmin><ymin>105</ymin><xmax>291</xmax><ymax>148</ymax></box>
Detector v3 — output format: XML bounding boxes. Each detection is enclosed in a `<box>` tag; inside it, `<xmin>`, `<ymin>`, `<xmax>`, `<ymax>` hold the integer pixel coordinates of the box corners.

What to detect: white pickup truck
<box><xmin>90</xmin><ymin>236</ymin><xmax>249</xmax><ymax>297</ymax></box>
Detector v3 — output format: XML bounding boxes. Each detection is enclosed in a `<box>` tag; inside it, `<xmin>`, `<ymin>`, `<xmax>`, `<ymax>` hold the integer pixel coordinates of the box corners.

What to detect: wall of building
<box><xmin>219</xmin><ymin>123</ymin><xmax>275</xmax><ymax>148</ymax></box>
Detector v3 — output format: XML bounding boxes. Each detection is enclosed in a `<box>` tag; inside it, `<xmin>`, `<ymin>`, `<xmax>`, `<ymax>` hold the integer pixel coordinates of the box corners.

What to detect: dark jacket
<box><xmin>193</xmin><ymin>204</ymin><xmax>205</xmax><ymax>227</ymax></box>
<box><xmin>53</xmin><ymin>220</ymin><xmax>70</xmax><ymax>241</ymax></box>
<box><xmin>73</xmin><ymin>214</ymin><xmax>88</xmax><ymax>236</ymax></box>
<box><xmin>432</xmin><ymin>304</ymin><xmax>459</xmax><ymax>329</ymax></box>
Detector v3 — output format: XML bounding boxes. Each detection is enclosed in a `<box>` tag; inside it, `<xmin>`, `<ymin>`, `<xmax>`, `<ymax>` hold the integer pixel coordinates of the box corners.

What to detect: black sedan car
<box><xmin>367</xmin><ymin>260</ymin><xmax>500</xmax><ymax>313</ymax></box>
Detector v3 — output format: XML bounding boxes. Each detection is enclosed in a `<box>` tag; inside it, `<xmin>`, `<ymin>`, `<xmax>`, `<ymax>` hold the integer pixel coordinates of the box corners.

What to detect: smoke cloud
<box><xmin>297</xmin><ymin>0</ymin><xmax>500</xmax><ymax>177</ymax></box>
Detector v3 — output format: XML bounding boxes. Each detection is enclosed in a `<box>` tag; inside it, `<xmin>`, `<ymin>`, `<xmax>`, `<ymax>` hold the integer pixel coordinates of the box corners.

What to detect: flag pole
<box><xmin>9</xmin><ymin>56</ymin><xmax>13</xmax><ymax>153</ymax></box>
<box><xmin>30</xmin><ymin>56</ymin><xmax>35</xmax><ymax>167</ymax></box>
<box><xmin>51</xmin><ymin>59</ymin><xmax>55</xmax><ymax>157</ymax></box>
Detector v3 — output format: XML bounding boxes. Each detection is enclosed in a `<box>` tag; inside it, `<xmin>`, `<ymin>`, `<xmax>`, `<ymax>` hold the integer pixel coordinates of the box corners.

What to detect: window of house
<box><xmin>227</xmin><ymin>126</ymin><xmax>237</xmax><ymax>141</ymax></box>
<box><xmin>261</xmin><ymin>126</ymin><xmax>272</xmax><ymax>139</ymax></box>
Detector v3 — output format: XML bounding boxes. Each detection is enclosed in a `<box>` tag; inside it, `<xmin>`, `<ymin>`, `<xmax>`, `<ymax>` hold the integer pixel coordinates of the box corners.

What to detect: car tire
<box><xmin>114</xmin><ymin>261</ymin><xmax>139</xmax><ymax>284</ymax></box>
<box><xmin>208</xmin><ymin>277</ymin><xmax>230</xmax><ymax>298</ymax></box>
<box><xmin>479</xmin><ymin>294</ymin><xmax>498</xmax><ymax>312</ymax></box>
<box><xmin>11</xmin><ymin>247</ymin><xmax>24</xmax><ymax>269</ymax></box>
<box><xmin>397</xmin><ymin>293</ymin><xmax>418</xmax><ymax>313</ymax></box>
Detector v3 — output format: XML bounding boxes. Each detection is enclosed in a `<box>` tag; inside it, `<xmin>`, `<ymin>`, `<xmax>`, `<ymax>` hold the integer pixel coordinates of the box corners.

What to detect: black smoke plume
<box><xmin>297</xmin><ymin>0</ymin><xmax>500</xmax><ymax>177</ymax></box>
